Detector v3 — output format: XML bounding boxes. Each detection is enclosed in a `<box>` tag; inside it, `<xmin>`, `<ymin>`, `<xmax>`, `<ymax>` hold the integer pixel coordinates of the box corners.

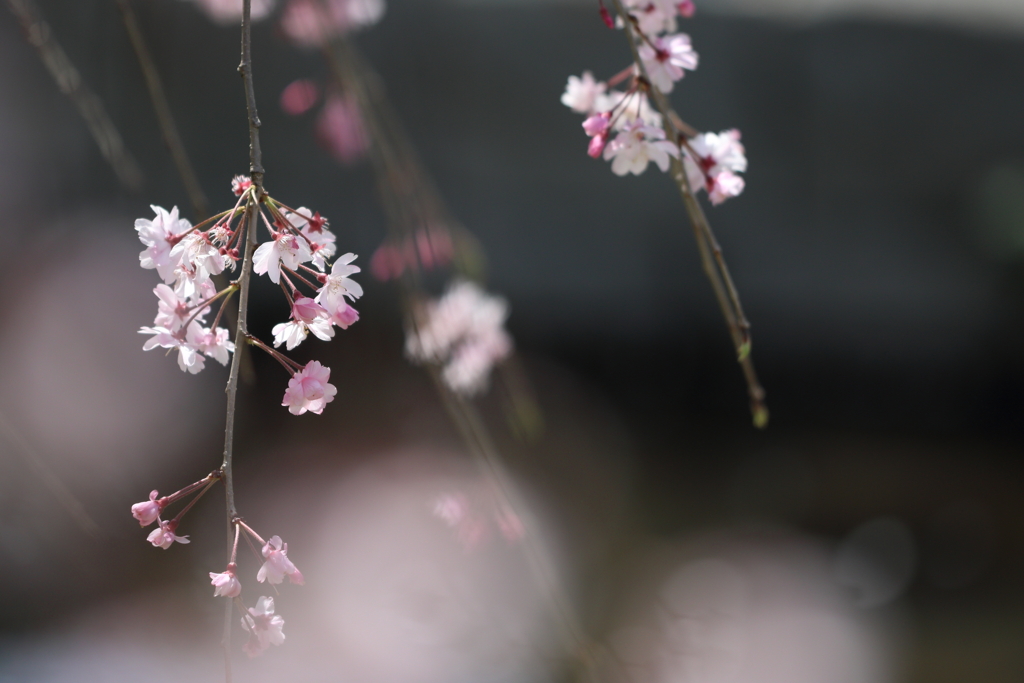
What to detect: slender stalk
<box><xmin>115</xmin><ymin>0</ymin><xmax>209</xmax><ymax>219</ymax></box>
<box><xmin>7</xmin><ymin>0</ymin><xmax>143</xmax><ymax>191</ymax></box>
<box><xmin>219</xmin><ymin>1</ymin><xmax>265</xmax><ymax>678</ymax></box>
<box><xmin>611</xmin><ymin>0</ymin><xmax>768</xmax><ymax>427</ymax></box>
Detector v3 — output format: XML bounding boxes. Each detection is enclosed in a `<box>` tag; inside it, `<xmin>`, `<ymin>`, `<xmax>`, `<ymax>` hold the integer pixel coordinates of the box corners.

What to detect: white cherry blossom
<box><xmin>137</xmin><ymin>205</ymin><xmax>190</xmax><ymax>283</ymax></box>
<box><xmin>241</xmin><ymin>596</ymin><xmax>286</xmax><ymax>658</ymax></box>
<box><xmin>603</xmin><ymin>121</ymin><xmax>680</xmax><ymax>176</ymax></box>
<box><xmin>253</xmin><ymin>232</ymin><xmax>312</xmax><ymax>284</ymax></box>
<box><xmin>638</xmin><ymin>33</ymin><xmax>698</xmax><ymax>93</ymax></box>
<box><xmin>561</xmin><ymin>71</ymin><xmax>606</xmax><ymax>114</ymax></box>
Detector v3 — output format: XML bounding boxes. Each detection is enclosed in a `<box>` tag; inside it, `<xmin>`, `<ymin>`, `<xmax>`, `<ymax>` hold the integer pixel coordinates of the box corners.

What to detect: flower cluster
<box><xmin>561</xmin><ymin>1</ymin><xmax>747</xmax><ymax>203</ymax></box>
<box><xmin>131</xmin><ymin>477</ymin><xmax>302</xmax><ymax>657</ymax></box>
<box><xmin>406</xmin><ymin>281</ymin><xmax>512</xmax><ymax>396</ymax></box>
<box><xmin>136</xmin><ymin>177</ymin><xmax>362</xmax><ymax>415</ymax></box>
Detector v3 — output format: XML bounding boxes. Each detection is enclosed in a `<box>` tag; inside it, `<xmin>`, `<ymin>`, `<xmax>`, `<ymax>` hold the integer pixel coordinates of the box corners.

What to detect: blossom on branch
<box><xmin>637</xmin><ymin>33</ymin><xmax>698</xmax><ymax>93</ymax></box>
<box><xmin>241</xmin><ymin>596</ymin><xmax>286</xmax><ymax>657</ymax></box>
<box><xmin>603</xmin><ymin>121</ymin><xmax>680</xmax><ymax>176</ymax></box>
<box><xmin>131</xmin><ymin>490</ymin><xmax>163</xmax><ymax>527</ymax></box>
<box><xmin>210</xmin><ymin>567</ymin><xmax>242</xmax><ymax>598</ymax></box>
<box><xmin>147</xmin><ymin>519</ymin><xmax>190</xmax><ymax>549</ymax></box>
<box><xmin>282</xmin><ymin>360</ymin><xmax>338</xmax><ymax>415</ymax></box>
<box><xmin>257</xmin><ymin>535</ymin><xmax>305</xmax><ymax>585</ymax></box>
<box><xmin>253</xmin><ymin>232</ymin><xmax>312</xmax><ymax>284</ymax></box>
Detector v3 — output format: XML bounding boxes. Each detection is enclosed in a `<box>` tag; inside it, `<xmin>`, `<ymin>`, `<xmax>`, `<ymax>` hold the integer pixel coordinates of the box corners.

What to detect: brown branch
<box><xmin>115</xmin><ymin>0</ymin><xmax>209</xmax><ymax>219</ymax></box>
<box><xmin>219</xmin><ymin>1</ymin><xmax>265</xmax><ymax>678</ymax></box>
<box><xmin>611</xmin><ymin>0</ymin><xmax>768</xmax><ymax>428</ymax></box>
<box><xmin>7</xmin><ymin>0</ymin><xmax>143</xmax><ymax>191</ymax></box>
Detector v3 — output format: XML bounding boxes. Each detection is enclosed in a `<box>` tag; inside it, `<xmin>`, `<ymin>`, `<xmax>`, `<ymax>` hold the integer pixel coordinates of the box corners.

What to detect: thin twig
<box><xmin>115</xmin><ymin>0</ymin><xmax>209</xmax><ymax>219</ymax></box>
<box><xmin>219</xmin><ymin>1</ymin><xmax>265</xmax><ymax>678</ymax></box>
<box><xmin>7</xmin><ymin>0</ymin><xmax>143</xmax><ymax>191</ymax></box>
<box><xmin>611</xmin><ymin>0</ymin><xmax>768</xmax><ymax>427</ymax></box>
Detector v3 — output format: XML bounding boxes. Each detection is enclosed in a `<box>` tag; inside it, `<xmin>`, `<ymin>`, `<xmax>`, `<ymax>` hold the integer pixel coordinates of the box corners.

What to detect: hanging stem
<box><xmin>220</xmin><ymin>1</ymin><xmax>264</xmax><ymax>679</ymax></box>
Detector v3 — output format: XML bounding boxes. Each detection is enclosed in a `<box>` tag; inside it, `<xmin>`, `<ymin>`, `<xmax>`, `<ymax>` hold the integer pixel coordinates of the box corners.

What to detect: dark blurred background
<box><xmin>0</xmin><ymin>1</ymin><xmax>1022</xmax><ymax>682</ymax></box>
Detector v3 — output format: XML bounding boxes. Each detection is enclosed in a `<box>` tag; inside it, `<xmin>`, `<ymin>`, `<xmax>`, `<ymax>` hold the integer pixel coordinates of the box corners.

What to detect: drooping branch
<box><xmin>611</xmin><ymin>0</ymin><xmax>768</xmax><ymax>428</ymax></box>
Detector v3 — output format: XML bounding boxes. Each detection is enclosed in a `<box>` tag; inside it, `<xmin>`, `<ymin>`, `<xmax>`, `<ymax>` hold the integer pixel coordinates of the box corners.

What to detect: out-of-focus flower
<box><xmin>139</xmin><ymin>322</ymin><xmax>207</xmax><ymax>374</ymax></box>
<box><xmin>369</xmin><ymin>228</ymin><xmax>454</xmax><ymax>281</ymax></box>
<box><xmin>683</xmin><ymin>129</ymin><xmax>747</xmax><ymax>204</ymax></box>
<box><xmin>210</xmin><ymin>566</ymin><xmax>242</xmax><ymax>598</ymax></box>
<box><xmin>147</xmin><ymin>519</ymin><xmax>190</xmax><ymax>549</ymax></box>
<box><xmin>280</xmin><ymin>79</ymin><xmax>321</xmax><ymax>116</ymax></box>
<box><xmin>595</xmin><ymin>90</ymin><xmax>663</xmax><ymax>130</ymax></box>
<box><xmin>623</xmin><ymin>0</ymin><xmax>682</xmax><ymax>35</ymax></box>
<box><xmin>257</xmin><ymin>535</ymin><xmax>305</xmax><ymax>585</ymax></box>
<box><xmin>637</xmin><ymin>33</ymin><xmax>698</xmax><ymax>93</ymax></box>
<box><xmin>603</xmin><ymin>121</ymin><xmax>680</xmax><ymax>176</ymax></box>
<box><xmin>561</xmin><ymin>71</ymin><xmax>606</xmax><ymax>114</ymax></box>
<box><xmin>406</xmin><ymin>281</ymin><xmax>513</xmax><ymax>396</ymax></box>
<box><xmin>280</xmin><ymin>0</ymin><xmax>385</xmax><ymax>47</ymax></box>
<box><xmin>131</xmin><ymin>490</ymin><xmax>163</xmax><ymax>527</ymax></box>
<box><xmin>316</xmin><ymin>94</ymin><xmax>370</xmax><ymax>165</ymax></box>
<box><xmin>282</xmin><ymin>360</ymin><xmax>338</xmax><ymax>415</ymax></box>
<box><xmin>241</xmin><ymin>596</ymin><xmax>286</xmax><ymax>657</ymax></box>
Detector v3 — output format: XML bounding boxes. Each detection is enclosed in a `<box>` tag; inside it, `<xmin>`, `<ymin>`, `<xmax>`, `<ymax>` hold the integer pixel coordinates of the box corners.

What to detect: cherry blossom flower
<box><xmin>678</xmin><ymin>0</ymin><xmax>696</xmax><ymax>19</ymax></box>
<box><xmin>332</xmin><ymin>302</ymin><xmax>359</xmax><ymax>329</ymax></box>
<box><xmin>131</xmin><ymin>490</ymin><xmax>163</xmax><ymax>527</ymax></box>
<box><xmin>253</xmin><ymin>232</ymin><xmax>312</xmax><ymax>284</ymax></box>
<box><xmin>683</xmin><ymin>129</ymin><xmax>748</xmax><ymax>203</ymax></box>
<box><xmin>197</xmin><ymin>326</ymin><xmax>235</xmax><ymax>365</ymax></box>
<box><xmin>257</xmin><ymin>535</ymin><xmax>305</xmax><ymax>585</ymax></box>
<box><xmin>561</xmin><ymin>71</ymin><xmax>606</xmax><ymax>114</ymax></box>
<box><xmin>147</xmin><ymin>519</ymin><xmax>190</xmax><ymax>549</ymax></box>
<box><xmin>241</xmin><ymin>596</ymin><xmax>286</xmax><ymax>658</ymax></box>
<box><xmin>231</xmin><ymin>174</ymin><xmax>252</xmax><ymax>196</ymax></box>
<box><xmin>280</xmin><ymin>79</ymin><xmax>320</xmax><ymax>116</ymax></box>
<box><xmin>137</xmin><ymin>205</ymin><xmax>191</xmax><ymax>283</ymax></box>
<box><xmin>151</xmin><ymin>284</ymin><xmax>194</xmax><ymax>332</ymax></box>
<box><xmin>210</xmin><ymin>567</ymin><xmax>242</xmax><ymax>598</ymax></box>
<box><xmin>272</xmin><ymin>297</ymin><xmax>335</xmax><ymax>350</ymax></box>
<box><xmin>315</xmin><ymin>253</ymin><xmax>363</xmax><ymax>320</ymax></box>
<box><xmin>638</xmin><ymin>33</ymin><xmax>699</xmax><ymax>93</ymax></box>
<box><xmin>316</xmin><ymin>94</ymin><xmax>370</xmax><ymax>165</ymax></box>
<box><xmin>406</xmin><ymin>281</ymin><xmax>513</xmax><ymax>396</ymax></box>
<box><xmin>603</xmin><ymin>121</ymin><xmax>680</xmax><ymax>176</ymax></box>
<box><xmin>169</xmin><ymin>231</ymin><xmax>227</xmax><ymax>295</ymax></box>
<box><xmin>284</xmin><ymin>207</ymin><xmax>336</xmax><ymax>271</ymax></box>
<box><xmin>282</xmin><ymin>360</ymin><xmax>338</xmax><ymax>415</ymax></box>
<box><xmin>139</xmin><ymin>321</ymin><xmax>207</xmax><ymax>374</ymax></box>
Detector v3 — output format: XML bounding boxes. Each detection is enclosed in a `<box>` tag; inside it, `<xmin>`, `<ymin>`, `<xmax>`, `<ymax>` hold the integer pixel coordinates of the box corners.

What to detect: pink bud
<box><xmin>587</xmin><ymin>134</ymin><xmax>607</xmax><ymax>159</ymax></box>
<box><xmin>582</xmin><ymin>113</ymin><xmax>610</xmax><ymax>137</ymax></box>
<box><xmin>599</xmin><ymin>1</ymin><xmax>615</xmax><ymax>28</ymax></box>
<box><xmin>292</xmin><ymin>297</ymin><xmax>326</xmax><ymax>324</ymax></box>
<box><xmin>677</xmin><ymin>1</ymin><xmax>696</xmax><ymax>18</ymax></box>
<box><xmin>332</xmin><ymin>302</ymin><xmax>359</xmax><ymax>329</ymax></box>
<box><xmin>131</xmin><ymin>490</ymin><xmax>162</xmax><ymax>527</ymax></box>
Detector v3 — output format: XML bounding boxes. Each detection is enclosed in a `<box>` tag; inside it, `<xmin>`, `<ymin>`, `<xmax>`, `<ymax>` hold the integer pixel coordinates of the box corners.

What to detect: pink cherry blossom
<box><xmin>253</xmin><ymin>232</ymin><xmax>312</xmax><ymax>284</ymax></box>
<box><xmin>281</xmin><ymin>360</ymin><xmax>338</xmax><ymax>415</ymax></box>
<box><xmin>169</xmin><ymin>231</ymin><xmax>227</xmax><ymax>295</ymax></box>
<box><xmin>595</xmin><ymin>90</ymin><xmax>662</xmax><ymax>130</ymax></box>
<box><xmin>152</xmin><ymin>284</ymin><xmax>194</xmax><ymax>332</ymax></box>
<box><xmin>137</xmin><ymin>205</ymin><xmax>191</xmax><ymax>283</ymax></box>
<box><xmin>210</xmin><ymin>566</ymin><xmax>242</xmax><ymax>598</ymax></box>
<box><xmin>683</xmin><ymin>129</ymin><xmax>747</xmax><ymax>203</ymax></box>
<box><xmin>231</xmin><ymin>175</ymin><xmax>252</xmax><ymax>196</ymax></box>
<box><xmin>603</xmin><ymin>121</ymin><xmax>680</xmax><ymax>176</ymax></box>
<box><xmin>257</xmin><ymin>535</ymin><xmax>305</xmax><ymax>585</ymax></box>
<box><xmin>331</xmin><ymin>301</ymin><xmax>360</xmax><ymax>329</ymax></box>
<box><xmin>638</xmin><ymin>33</ymin><xmax>698</xmax><ymax>94</ymax></box>
<box><xmin>280</xmin><ymin>79</ymin><xmax>320</xmax><ymax>116</ymax></box>
<box><xmin>284</xmin><ymin>207</ymin><xmax>336</xmax><ymax>271</ymax></box>
<box><xmin>139</xmin><ymin>321</ymin><xmax>206</xmax><ymax>374</ymax></box>
<box><xmin>316</xmin><ymin>94</ymin><xmax>370</xmax><ymax>165</ymax></box>
<box><xmin>131</xmin><ymin>490</ymin><xmax>163</xmax><ymax>527</ymax></box>
<box><xmin>561</xmin><ymin>71</ymin><xmax>606</xmax><ymax>114</ymax></box>
<box><xmin>272</xmin><ymin>297</ymin><xmax>334</xmax><ymax>350</ymax></box>
<box><xmin>147</xmin><ymin>519</ymin><xmax>190</xmax><ymax>549</ymax></box>
<box><xmin>406</xmin><ymin>281</ymin><xmax>513</xmax><ymax>396</ymax></box>
<box><xmin>707</xmin><ymin>169</ymin><xmax>745</xmax><ymax>205</ymax></box>
<box><xmin>623</xmin><ymin>0</ymin><xmax>682</xmax><ymax>35</ymax></box>
<box><xmin>677</xmin><ymin>0</ymin><xmax>696</xmax><ymax>18</ymax></box>
<box><xmin>197</xmin><ymin>326</ymin><xmax>235</xmax><ymax>365</ymax></box>
<box><xmin>315</xmin><ymin>253</ymin><xmax>363</xmax><ymax>317</ymax></box>
<box><xmin>241</xmin><ymin>596</ymin><xmax>286</xmax><ymax>657</ymax></box>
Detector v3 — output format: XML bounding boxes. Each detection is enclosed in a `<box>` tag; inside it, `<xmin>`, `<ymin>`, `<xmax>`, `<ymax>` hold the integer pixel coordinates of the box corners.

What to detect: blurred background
<box><xmin>0</xmin><ymin>0</ymin><xmax>1022</xmax><ymax>681</ymax></box>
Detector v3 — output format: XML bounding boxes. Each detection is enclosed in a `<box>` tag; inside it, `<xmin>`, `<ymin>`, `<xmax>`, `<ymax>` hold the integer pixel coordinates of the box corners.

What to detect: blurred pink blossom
<box><xmin>241</xmin><ymin>596</ymin><xmax>286</xmax><ymax>657</ymax></box>
<box><xmin>187</xmin><ymin>0</ymin><xmax>276</xmax><ymax>25</ymax></box>
<box><xmin>280</xmin><ymin>79</ymin><xmax>321</xmax><ymax>116</ymax></box>
<box><xmin>280</xmin><ymin>0</ymin><xmax>385</xmax><ymax>46</ymax></box>
<box><xmin>315</xmin><ymin>94</ymin><xmax>370</xmax><ymax>164</ymax></box>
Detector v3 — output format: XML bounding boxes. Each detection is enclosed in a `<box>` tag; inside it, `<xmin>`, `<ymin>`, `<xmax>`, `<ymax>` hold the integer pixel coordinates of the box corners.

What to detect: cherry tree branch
<box><xmin>219</xmin><ymin>1</ymin><xmax>264</xmax><ymax>677</ymax></box>
<box><xmin>611</xmin><ymin>0</ymin><xmax>768</xmax><ymax>428</ymax></box>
